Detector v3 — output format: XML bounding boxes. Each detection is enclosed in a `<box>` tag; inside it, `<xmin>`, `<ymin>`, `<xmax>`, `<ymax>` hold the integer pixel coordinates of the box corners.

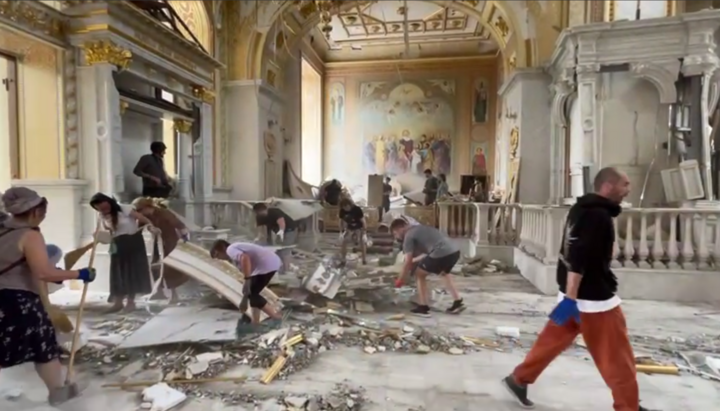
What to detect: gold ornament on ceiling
<box><xmin>494</xmin><ymin>15</ymin><xmax>510</xmax><ymax>39</ymax></box>
<box><xmin>297</xmin><ymin>0</ymin><xmax>344</xmax><ymax>40</ymax></box>
<box><xmin>81</xmin><ymin>40</ymin><xmax>132</xmax><ymax>70</ymax></box>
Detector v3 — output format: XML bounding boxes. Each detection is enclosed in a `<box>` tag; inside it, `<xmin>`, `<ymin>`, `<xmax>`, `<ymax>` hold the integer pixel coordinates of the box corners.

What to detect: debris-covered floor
<box><xmin>1</xmin><ymin>239</ymin><xmax>719</xmax><ymax>411</ymax></box>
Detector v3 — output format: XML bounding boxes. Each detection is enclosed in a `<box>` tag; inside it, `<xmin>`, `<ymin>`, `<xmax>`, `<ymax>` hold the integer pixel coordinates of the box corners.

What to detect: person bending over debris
<box><xmin>339</xmin><ymin>198</ymin><xmax>367</xmax><ymax>265</ymax></box>
<box><xmin>211</xmin><ymin>240</ymin><xmax>283</xmax><ymax>325</ymax></box>
<box><xmin>0</xmin><ymin>187</ymin><xmax>96</xmax><ymax>405</ymax></box>
<box><xmin>502</xmin><ymin>167</ymin><xmax>655</xmax><ymax>411</ymax></box>
<box><xmin>252</xmin><ymin>203</ymin><xmax>297</xmax><ymax>273</ymax></box>
<box><xmin>390</xmin><ymin>219</ymin><xmax>464</xmax><ymax>317</ymax></box>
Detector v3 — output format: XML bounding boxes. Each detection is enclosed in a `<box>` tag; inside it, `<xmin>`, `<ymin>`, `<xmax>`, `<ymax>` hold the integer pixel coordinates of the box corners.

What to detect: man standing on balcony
<box><xmin>134</xmin><ymin>141</ymin><xmax>172</xmax><ymax>198</ymax></box>
<box><xmin>502</xmin><ymin>168</ymin><xmax>653</xmax><ymax>411</ymax></box>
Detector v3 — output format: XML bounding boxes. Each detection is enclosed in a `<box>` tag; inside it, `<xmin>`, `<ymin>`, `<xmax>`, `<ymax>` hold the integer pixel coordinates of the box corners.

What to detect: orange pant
<box><xmin>513</xmin><ymin>306</ymin><xmax>639</xmax><ymax>411</ymax></box>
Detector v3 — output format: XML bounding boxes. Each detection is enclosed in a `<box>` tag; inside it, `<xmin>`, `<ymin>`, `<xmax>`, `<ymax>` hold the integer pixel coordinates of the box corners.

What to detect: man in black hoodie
<box><xmin>502</xmin><ymin>168</ymin><xmax>650</xmax><ymax>411</ymax></box>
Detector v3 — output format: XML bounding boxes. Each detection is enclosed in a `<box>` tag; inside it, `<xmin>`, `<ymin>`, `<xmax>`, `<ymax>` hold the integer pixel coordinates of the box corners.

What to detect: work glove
<box><xmin>276</xmin><ymin>230</ymin><xmax>285</xmax><ymax>242</ymax></box>
<box><xmin>77</xmin><ymin>267</ymin><xmax>96</xmax><ymax>283</ymax></box>
<box><xmin>549</xmin><ymin>297</ymin><xmax>581</xmax><ymax>326</ymax></box>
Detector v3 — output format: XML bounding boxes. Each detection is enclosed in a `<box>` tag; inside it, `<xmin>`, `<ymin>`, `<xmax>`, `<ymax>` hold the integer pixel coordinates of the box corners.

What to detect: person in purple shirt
<box><xmin>210</xmin><ymin>240</ymin><xmax>282</xmax><ymax>324</ymax></box>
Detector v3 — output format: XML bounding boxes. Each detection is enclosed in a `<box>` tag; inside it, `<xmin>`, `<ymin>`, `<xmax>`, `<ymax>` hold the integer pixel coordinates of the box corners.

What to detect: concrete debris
<box><xmin>495</xmin><ymin>326</ymin><xmax>521</xmax><ymax>339</ymax></box>
<box><xmin>142</xmin><ymin>383</ymin><xmax>187</xmax><ymax>411</ymax></box>
<box><xmin>458</xmin><ymin>257</ymin><xmax>510</xmax><ymax>276</ymax></box>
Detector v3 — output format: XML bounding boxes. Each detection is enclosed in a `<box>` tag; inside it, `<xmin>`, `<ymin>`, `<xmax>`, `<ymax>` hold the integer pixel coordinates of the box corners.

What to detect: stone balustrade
<box><xmin>200</xmin><ymin>200</ymin><xmax>719</xmax><ymax>271</ymax></box>
<box><xmin>517</xmin><ymin>206</ymin><xmax>720</xmax><ymax>270</ymax></box>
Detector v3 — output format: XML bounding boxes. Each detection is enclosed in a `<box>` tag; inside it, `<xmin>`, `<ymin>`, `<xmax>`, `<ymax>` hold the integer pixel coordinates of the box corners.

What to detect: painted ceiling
<box><xmin>292</xmin><ymin>1</ymin><xmax>498</xmax><ymax>62</ymax></box>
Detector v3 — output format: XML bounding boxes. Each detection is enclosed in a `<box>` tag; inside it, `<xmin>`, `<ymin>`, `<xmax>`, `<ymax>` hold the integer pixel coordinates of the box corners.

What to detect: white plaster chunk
<box><xmin>495</xmin><ymin>326</ymin><xmax>520</xmax><ymax>338</ymax></box>
<box><xmin>141</xmin><ymin>383</ymin><xmax>187</xmax><ymax>411</ymax></box>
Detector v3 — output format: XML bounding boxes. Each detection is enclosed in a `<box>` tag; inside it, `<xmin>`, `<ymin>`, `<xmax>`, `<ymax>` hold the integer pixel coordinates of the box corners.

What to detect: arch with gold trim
<box><xmin>229</xmin><ymin>1</ymin><xmax>531</xmax><ymax>81</ymax></box>
<box><xmin>169</xmin><ymin>0</ymin><xmax>213</xmax><ymax>53</ymax></box>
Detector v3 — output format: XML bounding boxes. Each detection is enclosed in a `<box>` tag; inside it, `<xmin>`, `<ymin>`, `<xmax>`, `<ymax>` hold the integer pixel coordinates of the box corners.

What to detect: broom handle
<box><xmin>66</xmin><ymin>222</ymin><xmax>100</xmax><ymax>383</ymax></box>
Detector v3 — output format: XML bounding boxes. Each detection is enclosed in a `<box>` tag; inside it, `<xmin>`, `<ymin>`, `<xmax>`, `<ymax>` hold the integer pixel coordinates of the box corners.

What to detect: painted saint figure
<box><xmin>473</xmin><ymin>81</ymin><xmax>488</xmax><ymax>123</ymax></box>
<box><xmin>473</xmin><ymin>147</ymin><xmax>487</xmax><ymax>175</ymax></box>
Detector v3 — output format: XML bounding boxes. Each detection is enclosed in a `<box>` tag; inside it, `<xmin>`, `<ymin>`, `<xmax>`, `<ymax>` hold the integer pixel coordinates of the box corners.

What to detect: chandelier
<box><xmin>299</xmin><ymin>0</ymin><xmax>343</xmax><ymax>40</ymax></box>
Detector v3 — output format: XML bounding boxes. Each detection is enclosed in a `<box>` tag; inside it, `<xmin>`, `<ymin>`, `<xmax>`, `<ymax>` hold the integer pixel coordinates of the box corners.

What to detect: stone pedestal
<box><xmin>224</xmin><ymin>80</ymin><xmax>284</xmax><ymax>200</ymax></box>
<box><xmin>498</xmin><ymin>68</ymin><xmax>552</xmax><ymax>204</ymax></box>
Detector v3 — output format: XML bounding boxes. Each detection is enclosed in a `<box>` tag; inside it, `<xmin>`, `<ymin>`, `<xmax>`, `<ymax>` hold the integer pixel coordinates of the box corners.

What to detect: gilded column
<box><xmin>192</xmin><ymin>86</ymin><xmax>215</xmax><ymax>199</ymax></box>
<box><xmin>77</xmin><ymin>40</ymin><xmax>132</xmax><ymax>197</ymax></box>
<box><xmin>77</xmin><ymin>40</ymin><xmax>131</xmax><ymax>243</ymax></box>
<box><xmin>173</xmin><ymin>119</ymin><xmax>193</xmax><ymax>200</ymax></box>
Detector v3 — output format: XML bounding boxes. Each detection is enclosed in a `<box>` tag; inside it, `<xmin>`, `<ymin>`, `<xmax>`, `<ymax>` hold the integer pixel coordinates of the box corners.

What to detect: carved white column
<box><xmin>576</xmin><ymin>64</ymin><xmax>601</xmax><ymax>181</ymax></box>
<box><xmin>77</xmin><ymin>41</ymin><xmax>131</xmax><ymax>243</ymax></box>
<box><xmin>174</xmin><ymin>119</ymin><xmax>193</xmax><ymax>200</ymax></box>
<box><xmin>200</xmin><ymin>102</ymin><xmax>214</xmax><ymax>198</ymax></box>
<box><xmin>549</xmin><ymin>80</ymin><xmax>573</xmax><ymax>204</ymax></box>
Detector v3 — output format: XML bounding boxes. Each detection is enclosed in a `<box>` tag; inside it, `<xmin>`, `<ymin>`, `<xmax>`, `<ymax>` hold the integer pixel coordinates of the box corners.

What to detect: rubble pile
<box><xmin>457</xmin><ymin>257</ymin><xmax>509</xmax><ymax>276</ymax></box>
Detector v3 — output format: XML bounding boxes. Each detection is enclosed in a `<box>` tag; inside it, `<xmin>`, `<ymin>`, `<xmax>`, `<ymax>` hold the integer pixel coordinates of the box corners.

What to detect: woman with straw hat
<box><xmin>133</xmin><ymin>196</ymin><xmax>190</xmax><ymax>303</ymax></box>
<box><xmin>0</xmin><ymin>187</ymin><xmax>96</xmax><ymax>404</ymax></box>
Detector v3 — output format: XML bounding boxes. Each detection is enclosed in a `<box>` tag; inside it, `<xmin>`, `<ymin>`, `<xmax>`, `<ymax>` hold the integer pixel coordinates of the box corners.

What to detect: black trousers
<box><xmin>142</xmin><ymin>186</ymin><xmax>171</xmax><ymax>198</ymax></box>
<box><xmin>245</xmin><ymin>271</ymin><xmax>276</xmax><ymax>309</ymax></box>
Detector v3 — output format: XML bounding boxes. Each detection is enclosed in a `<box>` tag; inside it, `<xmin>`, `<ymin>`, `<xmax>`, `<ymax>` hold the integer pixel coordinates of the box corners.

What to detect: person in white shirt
<box><xmin>90</xmin><ymin>193</ymin><xmax>156</xmax><ymax>313</ymax></box>
<box><xmin>211</xmin><ymin>240</ymin><xmax>283</xmax><ymax>325</ymax></box>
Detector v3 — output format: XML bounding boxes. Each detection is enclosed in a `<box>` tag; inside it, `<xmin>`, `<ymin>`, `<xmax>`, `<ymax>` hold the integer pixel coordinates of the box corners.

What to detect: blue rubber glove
<box><xmin>77</xmin><ymin>267</ymin><xmax>96</xmax><ymax>283</ymax></box>
<box><xmin>549</xmin><ymin>297</ymin><xmax>581</xmax><ymax>326</ymax></box>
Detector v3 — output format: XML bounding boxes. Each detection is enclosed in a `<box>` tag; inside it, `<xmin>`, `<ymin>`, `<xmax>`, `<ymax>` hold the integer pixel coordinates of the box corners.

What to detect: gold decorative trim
<box><xmin>81</xmin><ymin>40</ymin><xmax>132</xmax><ymax>70</ymax></box>
<box><xmin>119</xmin><ymin>100</ymin><xmax>129</xmax><ymax>116</ymax></box>
<box><xmin>607</xmin><ymin>1</ymin><xmax>616</xmax><ymax>22</ymax></box>
<box><xmin>0</xmin><ymin>1</ymin><xmax>64</xmax><ymax>41</ymax></box>
<box><xmin>666</xmin><ymin>0</ymin><xmax>676</xmax><ymax>17</ymax></box>
<box><xmin>173</xmin><ymin>118</ymin><xmax>192</xmax><ymax>134</ymax></box>
<box><xmin>191</xmin><ymin>85</ymin><xmax>215</xmax><ymax>103</ymax></box>
<box><xmin>509</xmin><ymin>126</ymin><xmax>519</xmax><ymax>159</ymax></box>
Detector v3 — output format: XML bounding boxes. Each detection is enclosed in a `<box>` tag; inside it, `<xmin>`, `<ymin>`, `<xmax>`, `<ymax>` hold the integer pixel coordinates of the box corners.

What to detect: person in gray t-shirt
<box><xmin>390</xmin><ymin>219</ymin><xmax>465</xmax><ymax>317</ymax></box>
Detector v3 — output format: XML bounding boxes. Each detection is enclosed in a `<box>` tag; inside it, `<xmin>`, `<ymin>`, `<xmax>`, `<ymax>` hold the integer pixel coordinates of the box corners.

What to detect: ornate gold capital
<box><xmin>192</xmin><ymin>86</ymin><xmax>215</xmax><ymax>104</ymax></box>
<box><xmin>120</xmin><ymin>101</ymin><xmax>129</xmax><ymax>116</ymax></box>
<box><xmin>173</xmin><ymin>119</ymin><xmax>193</xmax><ymax>134</ymax></box>
<box><xmin>509</xmin><ymin>126</ymin><xmax>519</xmax><ymax>159</ymax></box>
<box><xmin>81</xmin><ymin>40</ymin><xmax>132</xmax><ymax>70</ymax></box>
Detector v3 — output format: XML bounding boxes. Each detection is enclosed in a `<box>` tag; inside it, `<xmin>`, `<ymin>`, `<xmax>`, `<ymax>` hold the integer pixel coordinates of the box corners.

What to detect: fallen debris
<box><xmin>142</xmin><ymin>383</ymin><xmax>187</xmax><ymax>411</ymax></box>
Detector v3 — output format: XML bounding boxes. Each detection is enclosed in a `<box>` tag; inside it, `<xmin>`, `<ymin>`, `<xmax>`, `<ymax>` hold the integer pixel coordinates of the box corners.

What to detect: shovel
<box><xmin>54</xmin><ymin>226</ymin><xmax>100</xmax><ymax>403</ymax></box>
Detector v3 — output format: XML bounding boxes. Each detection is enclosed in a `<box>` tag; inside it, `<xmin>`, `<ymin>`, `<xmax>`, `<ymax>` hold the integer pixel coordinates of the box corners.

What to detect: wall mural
<box><xmin>359</xmin><ymin>80</ymin><xmax>454</xmax><ymax>177</ymax></box>
<box><xmin>471</xmin><ymin>141</ymin><xmax>489</xmax><ymax>175</ymax></box>
<box><xmin>472</xmin><ymin>77</ymin><xmax>489</xmax><ymax>124</ymax></box>
<box><xmin>329</xmin><ymin>82</ymin><xmax>345</xmax><ymax>126</ymax></box>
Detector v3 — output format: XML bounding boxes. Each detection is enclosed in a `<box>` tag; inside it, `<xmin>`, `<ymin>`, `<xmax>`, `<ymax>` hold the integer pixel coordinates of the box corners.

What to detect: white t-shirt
<box><xmin>557</xmin><ymin>292</ymin><xmax>621</xmax><ymax>313</ymax></box>
<box><xmin>226</xmin><ymin>242</ymin><xmax>282</xmax><ymax>277</ymax></box>
<box><xmin>105</xmin><ymin>204</ymin><xmax>139</xmax><ymax>237</ymax></box>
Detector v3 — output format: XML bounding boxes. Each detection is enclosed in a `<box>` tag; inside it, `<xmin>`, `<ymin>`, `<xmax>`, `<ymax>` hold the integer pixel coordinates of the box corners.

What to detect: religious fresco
<box><xmin>472</xmin><ymin>77</ymin><xmax>489</xmax><ymax>124</ymax></box>
<box><xmin>471</xmin><ymin>141</ymin><xmax>489</xmax><ymax>175</ymax></box>
<box><xmin>359</xmin><ymin>80</ymin><xmax>454</xmax><ymax>177</ymax></box>
<box><xmin>328</xmin><ymin>82</ymin><xmax>345</xmax><ymax>126</ymax></box>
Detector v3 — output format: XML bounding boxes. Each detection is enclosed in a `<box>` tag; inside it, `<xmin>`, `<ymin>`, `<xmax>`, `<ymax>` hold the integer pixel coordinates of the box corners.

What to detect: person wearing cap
<box><xmin>133</xmin><ymin>197</ymin><xmax>190</xmax><ymax>303</ymax></box>
<box><xmin>0</xmin><ymin>187</ymin><xmax>96</xmax><ymax>405</ymax></box>
<box><xmin>134</xmin><ymin>141</ymin><xmax>172</xmax><ymax>198</ymax></box>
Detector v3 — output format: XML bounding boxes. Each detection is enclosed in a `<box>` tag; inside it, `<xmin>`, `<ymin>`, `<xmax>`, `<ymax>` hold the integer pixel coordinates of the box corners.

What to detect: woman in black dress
<box><xmin>90</xmin><ymin>193</ymin><xmax>156</xmax><ymax>313</ymax></box>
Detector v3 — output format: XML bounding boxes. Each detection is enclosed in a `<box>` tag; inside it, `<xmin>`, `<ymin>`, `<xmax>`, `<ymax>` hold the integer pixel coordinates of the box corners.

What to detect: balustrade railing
<box><xmin>437</xmin><ymin>202</ymin><xmax>521</xmax><ymax>245</ymax></box>
<box><xmin>200</xmin><ymin>199</ymin><xmax>719</xmax><ymax>271</ymax></box>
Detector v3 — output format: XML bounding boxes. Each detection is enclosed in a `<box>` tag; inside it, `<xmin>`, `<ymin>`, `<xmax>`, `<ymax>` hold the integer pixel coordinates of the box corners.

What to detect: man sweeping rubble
<box><xmin>338</xmin><ymin>198</ymin><xmax>368</xmax><ymax>265</ymax></box>
<box><xmin>253</xmin><ymin>203</ymin><xmax>297</xmax><ymax>273</ymax></box>
<box><xmin>502</xmin><ymin>167</ymin><xmax>655</xmax><ymax>411</ymax></box>
<box><xmin>390</xmin><ymin>218</ymin><xmax>465</xmax><ymax>317</ymax></box>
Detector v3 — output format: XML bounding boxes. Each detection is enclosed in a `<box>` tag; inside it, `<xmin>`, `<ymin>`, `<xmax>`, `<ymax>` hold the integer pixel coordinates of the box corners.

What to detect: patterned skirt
<box><xmin>0</xmin><ymin>289</ymin><xmax>62</xmax><ymax>368</ymax></box>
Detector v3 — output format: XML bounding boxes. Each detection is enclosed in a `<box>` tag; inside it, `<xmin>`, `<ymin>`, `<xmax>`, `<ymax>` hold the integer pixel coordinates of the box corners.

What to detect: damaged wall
<box><xmin>323</xmin><ymin>57</ymin><xmax>498</xmax><ymax>197</ymax></box>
